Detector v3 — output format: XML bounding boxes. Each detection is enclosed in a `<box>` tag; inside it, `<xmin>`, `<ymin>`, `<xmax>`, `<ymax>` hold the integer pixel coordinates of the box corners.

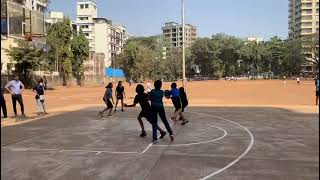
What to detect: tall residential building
<box><xmin>288</xmin><ymin>0</ymin><xmax>319</xmax><ymax>75</ymax></box>
<box><xmin>24</xmin><ymin>0</ymin><xmax>48</xmax><ymax>12</ymax></box>
<box><xmin>162</xmin><ymin>22</ymin><xmax>197</xmax><ymax>48</ymax></box>
<box><xmin>110</xmin><ymin>24</ymin><xmax>128</xmax><ymax>59</ymax></box>
<box><xmin>75</xmin><ymin>0</ymin><xmax>127</xmax><ymax>75</ymax></box>
<box><xmin>45</xmin><ymin>11</ymin><xmax>64</xmax><ymax>25</ymax></box>
<box><xmin>288</xmin><ymin>0</ymin><xmax>319</xmax><ymax>39</ymax></box>
<box><xmin>76</xmin><ymin>0</ymin><xmax>97</xmax><ymax>52</ymax></box>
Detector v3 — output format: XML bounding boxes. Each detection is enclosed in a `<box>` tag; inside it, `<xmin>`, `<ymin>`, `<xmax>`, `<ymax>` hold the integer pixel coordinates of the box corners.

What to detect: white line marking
<box><xmin>140</xmin><ymin>143</ymin><xmax>153</xmax><ymax>154</ymax></box>
<box><xmin>192</xmin><ymin>112</ymin><xmax>255</xmax><ymax>180</ymax></box>
<box><xmin>96</xmin><ymin>152</ymin><xmax>101</xmax><ymax>155</ymax></box>
<box><xmin>153</xmin><ymin>125</ymin><xmax>227</xmax><ymax>147</ymax></box>
<box><xmin>2</xmin><ymin>147</ymin><xmax>138</xmax><ymax>154</ymax></box>
<box><xmin>10</xmin><ymin>148</ymin><xmax>30</xmax><ymax>151</ymax></box>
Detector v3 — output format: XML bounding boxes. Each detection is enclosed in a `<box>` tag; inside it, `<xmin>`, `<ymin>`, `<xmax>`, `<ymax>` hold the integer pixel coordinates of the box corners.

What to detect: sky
<box><xmin>48</xmin><ymin>0</ymin><xmax>289</xmax><ymax>40</ymax></box>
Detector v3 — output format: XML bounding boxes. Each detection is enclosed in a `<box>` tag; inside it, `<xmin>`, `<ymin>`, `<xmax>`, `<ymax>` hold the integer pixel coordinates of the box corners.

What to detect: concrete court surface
<box><xmin>1</xmin><ymin>106</ymin><xmax>319</xmax><ymax>180</ymax></box>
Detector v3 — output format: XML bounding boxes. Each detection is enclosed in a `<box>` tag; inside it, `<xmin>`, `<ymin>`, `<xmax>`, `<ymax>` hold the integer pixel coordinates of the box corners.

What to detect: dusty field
<box><xmin>1</xmin><ymin>80</ymin><xmax>318</xmax><ymax>119</ymax></box>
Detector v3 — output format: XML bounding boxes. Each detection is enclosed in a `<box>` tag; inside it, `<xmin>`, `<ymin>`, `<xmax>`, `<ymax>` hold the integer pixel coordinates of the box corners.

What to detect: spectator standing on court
<box><xmin>114</xmin><ymin>81</ymin><xmax>125</xmax><ymax>112</ymax></box>
<box><xmin>33</xmin><ymin>79</ymin><xmax>47</xmax><ymax>115</ymax></box>
<box><xmin>5</xmin><ymin>76</ymin><xmax>25</xmax><ymax>117</ymax></box>
<box><xmin>1</xmin><ymin>85</ymin><xmax>8</xmax><ymax>118</ymax></box>
<box><xmin>315</xmin><ymin>76</ymin><xmax>319</xmax><ymax>106</ymax></box>
<box><xmin>146</xmin><ymin>80</ymin><xmax>152</xmax><ymax>97</ymax></box>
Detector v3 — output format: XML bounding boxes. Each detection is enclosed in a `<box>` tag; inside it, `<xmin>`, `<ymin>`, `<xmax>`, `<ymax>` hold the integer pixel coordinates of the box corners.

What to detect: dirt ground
<box><xmin>1</xmin><ymin>79</ymin><xmax>318</xmax><ymax>120</ymax></box>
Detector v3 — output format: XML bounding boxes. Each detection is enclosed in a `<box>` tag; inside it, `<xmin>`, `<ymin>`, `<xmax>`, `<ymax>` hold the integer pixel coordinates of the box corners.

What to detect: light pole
<box><xmin>181</xmin><ymin>0</ymin><xmax>186</xmax><ymax>88</ymax></box>
<box><xmin>113</xmin><ymin>54</ymin><xmax>116</xmax><ymax>82</ymax></box>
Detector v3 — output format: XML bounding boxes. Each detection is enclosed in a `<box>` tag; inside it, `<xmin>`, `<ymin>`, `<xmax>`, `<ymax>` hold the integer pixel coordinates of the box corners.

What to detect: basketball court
<box><xmin>1</xmin><ymin>105</ymin><xmax>318</xmax><ymax>180</ymax></box>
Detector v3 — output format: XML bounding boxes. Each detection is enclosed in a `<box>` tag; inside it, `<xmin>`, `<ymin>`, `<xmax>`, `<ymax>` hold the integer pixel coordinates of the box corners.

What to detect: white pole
<box><xmin>113</xmin><ymin>54</ymin><xmax>115</xmax><ymax>81</ymax></box>
<box><xmin>181</xmin><ymin>0</ymin><xmax>186</xmax><ymax>88</ymax></box>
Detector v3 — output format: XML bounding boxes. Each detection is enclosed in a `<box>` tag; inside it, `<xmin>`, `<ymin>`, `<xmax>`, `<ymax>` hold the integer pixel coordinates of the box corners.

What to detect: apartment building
<box><xmin>75</xmin><ymin>0</ymin><xmax>127</xmax><ymax>75</ymax></box>
<box><xmin>162</xmin><ymin>22</ymin><xmax>197</xmax><ymax>48</ymax></box>
<box><xmin>288</xmin><ymin>0</ymin><xmax>319</xmax><ymax>75</ymax></box>
<box><xmin>110</xmin><ymin>24</ymin><xmax>127</xmax><ymax>60</ymax></box>
<box><xmin>289</xmin><ymin>0</ymin><xmax>319</xmax><ymax>39</ymax></box>
<box><xmin>45</xmin><ymin>11</ymin><xmax>64</xmax><ymax>25</ymax></box>
<box><xmin>76</xmin><ymin>0</ymin><xmax>97</xmax><ymax>52</ymax></box>
<box><xmin>24</xmin><ymin>0</ymin><xmax>48</xmax><ymax>12</ymax></box>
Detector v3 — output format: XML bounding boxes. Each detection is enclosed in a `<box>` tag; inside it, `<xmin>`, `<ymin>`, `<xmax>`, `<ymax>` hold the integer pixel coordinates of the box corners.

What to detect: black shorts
<box><xmin>317</xmin><ymin>91</ymin><xmax>319</xmax><ymax>97</ymax></box>
<box><xmin>138</xmin><ymin>110</ymin><xmax>154</xmax><ymax>124</ymax></box>
<box><xmin>172</xmin><ymin>97</ymin><xmax>182</xmax><ymax>111</ymax></box>
<box><xmin>117</xmin><ymin>94</ymin><xmax>124</xmax><ymax>100</ymax></box>
<box><xmin>181</xmin><ymin>104</ymin><xmax>188</xmax><ymax>112</ymax></box>
<box><xmin>105</xmin><ymin>99</ymin><xmax>113</xmax><ymax>109</ymax></box>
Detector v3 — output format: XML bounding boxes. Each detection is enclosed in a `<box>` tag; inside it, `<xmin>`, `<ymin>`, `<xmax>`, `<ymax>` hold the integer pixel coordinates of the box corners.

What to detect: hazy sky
<box><xmin>49</xmin><ymin>0</ymin><xmax>289</xmax><ymax>40</ymax></box>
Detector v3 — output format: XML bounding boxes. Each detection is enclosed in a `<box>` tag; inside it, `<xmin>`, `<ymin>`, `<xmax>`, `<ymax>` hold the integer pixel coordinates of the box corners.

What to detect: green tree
<box><xmin>302</xmin><ymin>33</ymin><xmax>319</xmax><ymax>67</ymax></box>
<box><xmin>212</xmin><ymin>34</ymin><xmax>242</xmax><ymax>77</ymax></box>
<box><xmin>190</xmin><ymin>38</ymin><xmax>218</xmax><ymax>78</ymax></box>
<box><xmin>282</xmin><ymin>39</ymin><xmax>304</xmax><ymax>76</ymax></box>
<box><xmin>71</xmin><ymin>30</ymin><xmax>89</xmax><ymax>86</ymax></box>
<box><xmin>242</xmin><ymin>41</ymin><xmax>265</xmax><ymax>79</ymax></box>
<box><xmin>46</xmin><ymin>17</ymin><xmax>73</xmax><ymax>86</ymax></box>
<box><xmin>5</xmin><ymin>40</ymin><xmax>44</xmax><ymax>74</ymax></box>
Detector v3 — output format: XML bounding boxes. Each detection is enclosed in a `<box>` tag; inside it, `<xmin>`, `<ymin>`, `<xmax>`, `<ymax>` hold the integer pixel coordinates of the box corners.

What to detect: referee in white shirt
<box><xmin>5</xmin><ymin>76</ymin><xmax>25</xmax><ymax>117</ymax></box>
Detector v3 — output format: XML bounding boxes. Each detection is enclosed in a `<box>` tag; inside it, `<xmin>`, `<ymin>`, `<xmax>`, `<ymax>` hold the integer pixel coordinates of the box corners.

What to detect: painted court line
<box><xmin>191</xmin><ymin>112</ymin><xmax>255</xmax><ymax>180</ymax></box>
<box><xmin>2</xmin><ymin>147</ymin><xmax>139</xmax><ymax>154</ymax></box>
<box><xmin>140</xmin><ymin>143</ymin><xmax>153</xmax><ymax>154</ymax></box>
<box><xmin>153</xmin><ymin>124</ymin><xmax>227</xmax><ymax>147</ymax></box>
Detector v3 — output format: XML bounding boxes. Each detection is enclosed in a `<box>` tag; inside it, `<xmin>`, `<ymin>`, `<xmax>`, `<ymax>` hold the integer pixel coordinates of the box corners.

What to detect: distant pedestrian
<box><xmin>129</xmin><ymin>79</ymin><xmax>133</xmax><ymax>87</ymax></box>
<box><xmin>5</xmin><ymin>76</ymin><xmax>25</xmax><ymax>117</ymax></box>
<box><xmin>1</xmin><ymin>86</ymin><xmax>8</xmax><ymax>118</ymax></box>
<box><xmin>33</xmin><ymin>79</ymin><xmax>47</xmax><ymax>115</ymax></box>
<box><xmin>98</xmin><ymin>83</ymin><xmax>114</xmax><ymax>117</ymax></box>
<box><xmin>315</xmin><ymin>77</ymin><xmax>319</xmax><ymax>106</ymax></box>
<box><xmin>146</xmin><ymin>80</ymin><xmax>152</xmax><ymax>97</ymax></box>
<box><xmin>283</xmin><ymin>76</ymin><xmax>287</xmax><ymax>87</ymax></box>
<box><xmin>114</xmin><ymin>81</ymin><xmax>125</xmax><ymax>112</ymax></box>
<box><xmin>297</xmin><ymin>77</ymin><xmax>300</xmax><ymax>85</ymax></box>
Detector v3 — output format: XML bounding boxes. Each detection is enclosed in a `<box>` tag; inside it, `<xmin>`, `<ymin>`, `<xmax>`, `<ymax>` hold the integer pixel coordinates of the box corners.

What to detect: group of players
<box><xmin>98</xmin><ymin>80</ymin><xmax>189</xmax><ymax>143</ymax></box>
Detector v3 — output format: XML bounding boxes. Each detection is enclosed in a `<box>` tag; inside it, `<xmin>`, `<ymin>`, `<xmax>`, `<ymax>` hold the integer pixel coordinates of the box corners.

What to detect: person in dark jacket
<box><xmin>1</xmin><ymin>86</ymin><xmax>8</xmax><ymax>118</ymax></box>
<box><xmin>33</xmin><ymin>79</ymin><xmax>47</xmax><ymax>115</ymax></box>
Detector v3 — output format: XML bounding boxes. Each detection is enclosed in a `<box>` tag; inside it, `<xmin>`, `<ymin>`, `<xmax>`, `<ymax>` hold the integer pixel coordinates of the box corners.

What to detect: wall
<box><xmin>94</xmin><ymin>22</ymin><xmax>110</xmax><ymax>67</ymax></box>
<box><xmin>1</xmin><ymin>37</ymin><xmax>17</xmax><ymax>73</ymax></box>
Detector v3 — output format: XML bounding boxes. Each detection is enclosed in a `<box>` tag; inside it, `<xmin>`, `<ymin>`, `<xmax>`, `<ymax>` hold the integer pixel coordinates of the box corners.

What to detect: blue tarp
<box><xmin>105</xmin><ymin>68</ymin><xmax>125</xmax><ymax>77</ymax></box>
<box><xmin>1</xmin><ymin>19</ymin><xmax>7</xmax><ymax>34</ymax></box>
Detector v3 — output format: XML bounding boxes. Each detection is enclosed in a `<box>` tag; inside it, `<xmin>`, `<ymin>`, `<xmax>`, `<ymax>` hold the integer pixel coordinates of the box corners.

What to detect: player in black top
<box><xmin>125</xmin><ymin>84</ymin><xmax>166</xmax><ymax>142</ymax></box>
<box><xmin>114</xmin><ymin>81</ymin><xmax>125</xmax><ymax>112</ymax></box>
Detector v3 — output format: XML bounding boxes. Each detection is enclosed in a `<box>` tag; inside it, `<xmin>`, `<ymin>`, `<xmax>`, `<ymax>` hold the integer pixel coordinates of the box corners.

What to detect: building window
<box><xmin>85</xmin><ymin>33</ymin><xmax>89</xmax><ymax>36</ymax></box>
<box><xmin>80</xmin><ymin>4</ymin><xmax>84</xmax><ymax>9</ymax></box>
<box><xmin>85</xmin><ymin>4</ymin><xmax>89</xmax><ymax>8</ymax></box>
<box><xmin>81</xmin><ymin>25</ymin><xmax>89</xmax><ymax>29</ymax></box>
<box><xmin>80</xmin><ymin>17</ymin><xmax>88</xmax><ymax>20</ymax></box>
